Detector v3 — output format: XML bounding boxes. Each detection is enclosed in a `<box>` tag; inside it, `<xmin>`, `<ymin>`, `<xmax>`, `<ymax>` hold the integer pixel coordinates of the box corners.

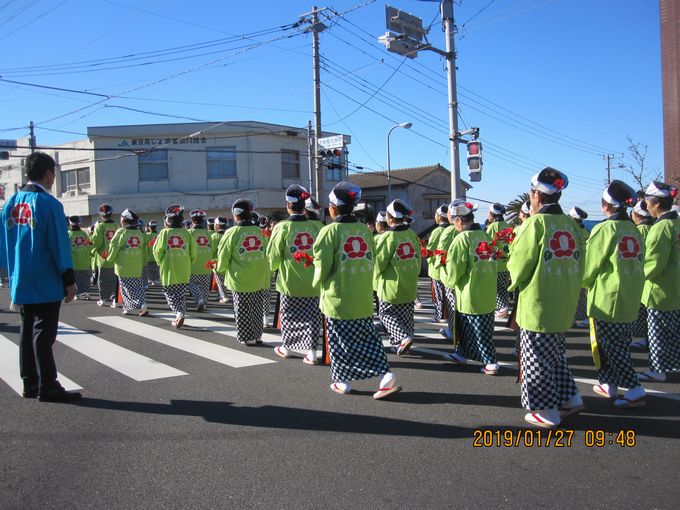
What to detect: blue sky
<box><xmin>0</xmin><ymin>0</ymin><xmax>663</xmax><ymax>218</ymax></box>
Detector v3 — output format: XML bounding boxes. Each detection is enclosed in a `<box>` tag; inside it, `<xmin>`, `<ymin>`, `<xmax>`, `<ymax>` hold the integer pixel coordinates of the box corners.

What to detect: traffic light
<box><xmin>466</xmin><ymin>140</ymin><xmax>482</xmax><ymax>182</ymax></box>
<box><xmin>0</xmin><ymin>151</ymin><xmax>9</xmax><ymax>160</ymax></box>
<box><xmin>319</xmin><ymin>148</ymin><xmax>343</xmax><ymax>169</ymax></box>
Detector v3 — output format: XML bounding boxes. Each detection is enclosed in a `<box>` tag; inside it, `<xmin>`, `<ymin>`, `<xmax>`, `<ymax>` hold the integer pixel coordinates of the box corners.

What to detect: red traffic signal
<box><xmin>319</xmin><ymin>148</ymin><xmax>342</xmax><ymax>158</ymax></box>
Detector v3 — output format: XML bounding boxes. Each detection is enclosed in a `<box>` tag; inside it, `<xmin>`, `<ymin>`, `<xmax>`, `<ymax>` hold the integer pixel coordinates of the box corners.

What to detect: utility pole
<box><xmin>307</xmin><ymin>120</ymin><xmax>314</xmax><ymax>193</ymax></box>
<box><xmin>29</xmin><ymin>121</ymin><xmax>36</xmax><ymax>153</ymax></box>
<box><xmin>441</xmin><ymin>1</ymin><xmax>462</xmax><ymax>199</ymax></box>
<box><xmin>299</xmin><ymin>6</ymin><xmax>327</xmax><ymax>203</ymax></box>
<box><xmin>603</xmin><ymin>153</ymin><xmax>624</xmax><ymax>185</ymax></box>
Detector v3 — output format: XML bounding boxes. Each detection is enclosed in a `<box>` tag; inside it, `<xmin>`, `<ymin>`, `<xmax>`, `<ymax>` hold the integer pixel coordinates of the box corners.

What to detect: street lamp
<box><xmin>386</xmin><ymin>122</ymin><xmax>412</xmax><ymax>203</ymax></box>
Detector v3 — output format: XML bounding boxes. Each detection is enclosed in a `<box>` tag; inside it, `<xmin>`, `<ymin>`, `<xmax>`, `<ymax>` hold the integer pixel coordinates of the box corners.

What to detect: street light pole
<box><xmin>386</xmin><ymin>122</ymin><xmax>412</xmax><ymax>203</ymax></box>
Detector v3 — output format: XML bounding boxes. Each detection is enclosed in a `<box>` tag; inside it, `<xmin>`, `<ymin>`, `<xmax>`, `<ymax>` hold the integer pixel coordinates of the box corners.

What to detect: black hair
<box><xmin>536</xmin><ymin>190</ymin><xmax>561</xmax><ymax>205</ymax></box>
<box><xmin>386</xmin><ymin>212</ymin><xmax>404</xmax><ymax>223</ymax></box>
<box><xmin>458</xmin><ymin>212</ymin><xmax>475</xmax><ymax>223</ymax></box>
<box><xmin>336</xmin><ymin>204</ymin><xmax>354</xmax><ymax>215</ymax></box>
<box><xmin>647</xmin><ymin>195</ymin><xmax>673</xmax><ymax>211</ymax></box>
<box><xmin>601</xmin><ymin>198</ymin><xmax>626</xmax><ymax>214</ymax></box>
<box><xmin>25</xmin><ymin>152</ymin><xmax>55</xmax><ymax>182</ymax></box>
<box><xmin>167</xmin><ymin>216</ymin><xmax>183</xmax><ymax>228</ymax></box>
<box><xmin>235</xmin><ymin>210</ymin><xmax>253</xmax><ymax>222</ymax></box>
<box><xmin>290</xmin><ymin>201</ymin><xmax>306</xmax><ymax>213</ymax></box>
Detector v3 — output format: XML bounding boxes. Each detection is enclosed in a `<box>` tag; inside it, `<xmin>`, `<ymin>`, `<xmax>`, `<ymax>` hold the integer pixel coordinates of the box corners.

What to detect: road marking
<box><xmin>90</xmin><ymin>316</ymin><xmax>275</xmax><ymax>368</ymax></box>
<box><xmin>57</xmin><ymin>322</ymin><xmax>187</xmax><ymax>381</ymax></box>
<box><xmin>152</xmin><ymin>312</ymin><xmax>281</xmax><ymax>345</ymax></box>
<box><xmin>0</xmin><ymin>334</ymin><xmax>82</xmax><ymax>395</ymax></box>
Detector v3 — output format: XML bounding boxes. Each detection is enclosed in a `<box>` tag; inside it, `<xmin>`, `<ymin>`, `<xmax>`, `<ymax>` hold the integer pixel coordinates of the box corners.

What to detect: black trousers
<box><xmin>19</xmin><ymin>301</ymin><xmax>61</xmax><ymax>390</ymax></box>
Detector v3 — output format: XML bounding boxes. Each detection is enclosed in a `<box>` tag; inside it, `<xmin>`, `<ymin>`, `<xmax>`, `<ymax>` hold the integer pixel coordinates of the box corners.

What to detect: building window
<box><xmin>363</xmin><ymin>198</ymin><xmax>386</xmax><ymax>216</ymax></box>
<box><xmin>281</xmin><ymin>149</ymin><xmax>300</xmax><ymax>179</ymax></box>
<box><xmin>207</xmin><ymin>148</ymin><xmax>236</xmax><ymax>179</ymax></box>
<box><xmin>424</xmin><ymin>196</ymin><xmax>448</xmax><ymax>219</ymax></box>
<box><xmin>139</xmin><ymin>150</ymin><xmax>168</xmax><ymax>181</ymax></box>
<box><xmin>60</xmin><ymin>167</ymin><xmax>90</xmax><ymax>194</ymax></box>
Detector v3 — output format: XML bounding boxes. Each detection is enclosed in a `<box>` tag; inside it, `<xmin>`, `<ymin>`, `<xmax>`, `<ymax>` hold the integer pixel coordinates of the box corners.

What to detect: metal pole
<box><xmin>605</xmin><ymin>154</ymin><xmax>612</xmax><ymax>185</ymax></box>
<box><xmin>387</xmin><ymin>128</ymin><xmax>392</xmax><ymax>203</ymax></box>
<box><xmin>29</xmin><ymin>121</ymin><xmax>36</xmax><ymax>154</ymax></box>
<box><xmin>307</xmin><ymin>120</ymin><xmax>314</xmax><ymax>192</ymax></box>
<box><xmin>442</xmin><ymin>0</ymin><xmax>461</xmax><ymax>200</ymax></box>
<box><xmin>312</xmin><ymin>6</ymin><xmax>323</xmax><ymax>202</ymax></box>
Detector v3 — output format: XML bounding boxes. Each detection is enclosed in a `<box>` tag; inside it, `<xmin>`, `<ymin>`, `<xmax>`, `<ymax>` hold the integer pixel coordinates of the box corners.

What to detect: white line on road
<box><xmin>90</xmin><ymin>316</ymin><xmax>275</xmax><ymax>368</ymax></box>
<box><xmin>0</xmin><ymin>334</ymin><xmax>82</xmax><ymax>395</ymax></box>
<box><xmin>58</xmin><ymin>322</ymin><xmax>187</xmax><ymax>381</ymax></box>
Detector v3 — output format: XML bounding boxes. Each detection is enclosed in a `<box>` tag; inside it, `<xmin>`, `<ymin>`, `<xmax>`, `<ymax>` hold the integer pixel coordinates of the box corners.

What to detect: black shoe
<box><xmin>22</xmin><ymin>385</ymin><xmax>38</xmax><ymax>399</ymax></box>
<box><xmin>38</xmin><ymin>386</ymin><xmax>82</xmax><ymax>402</ymax></box>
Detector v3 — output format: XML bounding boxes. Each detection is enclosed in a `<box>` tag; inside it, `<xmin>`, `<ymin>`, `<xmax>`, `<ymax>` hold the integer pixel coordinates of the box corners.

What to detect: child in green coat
<box><xmin>68</xmin><ymin>216</ymin><xmax>92</xmax><ymax>300</ymax></box>
<box><xmin>91</xmin><ymin>203</ymin><xmax>119</xmax><ymax>307</ymax></box>
<box><xmin>629</xmin><ymin>200</ymin><xmax>655</xmax><ymax>348</ymax></box>
<box><xmin>188</xmin><ymin>209</ymin><xmax>213</xmax><ymax>312</ymax></box>
<box><xmin>486</xmin><ymin>202</ymin><xmax>512</xmax><ymax>318</ymax></box>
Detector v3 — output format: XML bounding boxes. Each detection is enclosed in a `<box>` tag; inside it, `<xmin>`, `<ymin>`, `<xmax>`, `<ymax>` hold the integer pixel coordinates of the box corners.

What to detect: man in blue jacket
<box><xmin>1</xmin><ymin>152</ymin><xmax>81</xmax><ymax>402</ymax></box>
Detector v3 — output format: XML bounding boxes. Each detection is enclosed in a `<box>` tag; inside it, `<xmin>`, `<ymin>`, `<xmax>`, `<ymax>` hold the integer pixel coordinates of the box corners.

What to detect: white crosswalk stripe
<box><xmin>90</xmin><ymin>316</ymin><xmax>275</xmax><ymax>368</ymax></box>
<box><xmin>0</xmin><ymin>333</ymin><xmax>82</xmax><ymax>396</ymax></box>
<box><xmin>57</xmin><ymin>322</ymin><xmax>187</xmax><ymax>381</ymax></box>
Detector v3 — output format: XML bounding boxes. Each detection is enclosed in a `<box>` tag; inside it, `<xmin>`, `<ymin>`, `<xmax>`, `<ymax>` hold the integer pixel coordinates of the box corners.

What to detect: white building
<box><xmin>0</xmin><ymin>121</ymin><xmax>349</xmax><ymax>224</ymax></box>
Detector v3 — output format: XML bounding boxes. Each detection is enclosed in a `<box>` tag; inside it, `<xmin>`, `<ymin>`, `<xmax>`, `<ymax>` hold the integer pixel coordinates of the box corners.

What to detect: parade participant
<box><xmin>374</xmin><ymin>199</ymin><xmax>421</xmax><ymax>356</ymax></box>
<box><xmin>638</xmin><ymin>181</ymin><xmax>680</xmax><ymax>382</ymax></box>
<box><xmin>207</xmin><ymin>217</ymin><xmax>215</xmax><ymax>232</ymax></box>
<box><xmin>427</xmin><ymin>205</ymin><xmax>449</xmax><ymax>323</ymax></box>
<box><xmin>143</xmin><ymin>220</ymin><xmax>160</xmax><ymax>286</ymax></box>
<box><xmin>442</xmin><ymin>200</ymin><xmax>500</xmax><ymax>374</ymax></box>
<box><xmin>188</xmin><ymin>209</ymin><xmax>213</xmax><ymax>312</ymax></box>
<box><xmin>518</xmin><ymin>200</ymin><xmax>531</xmax><ymax>223</ymax></box>
<box><xmin>67</xmin><ymin>216</ymin><xmax>92</xmax><ymax>300</ymax></box>
<box><xmin>182</xmin><ymin>219</ymin><xmax>191</xmax><ymax>229</ymax></box>
<box><xmin>91</xmin><ymin>203</ymin><xmax>119</xmax><ymax>307</ymax></box>
<box><xmin>305</xmin><ymin>196</ymin><xmax>323</xmax><ymax>223</ymax></box>
<box><xmin>374</xmin><ymin>211</ymin><xmax>389</xmax><ymax>235</ymax></box>
<box><xmin>569</xmin><ymin>206</ymin><xmax>590</xmax><ymax>328</ymax></box>
<box><xmin>312</xmin><ymin>181</ymin><xmax>401</xmax><ymax>399</ymax></box>
<box><xmin>106</xmin><ymin>209</ymin><xmax>149</xmax><ymax>317</ymax></box>
<box><xmin>437</xmin><ymin>207</ymin><xmax>460</xmax><ymax>340</ymax></box>
<box><xmin>0</xmin><ymin>152</ymin><xmax>80</xmax><ymax>401</ymax></box>
<box><xmin>217</xmin><ymin>199</ymin><xmax>269</xmax><ymax>344</ymax></box>
<box><xmin>583</xmin><ymin>180</ymin><xmax>646</xmax><ymax>407</ymax></box>
<box><xmin>486</xmin><ymin>203</ymin><xmax>512</xmax><ymax>319</ymax></box>
<box><xmin>210</xmin><ymin>216</ymin><xmax>230</xmax><ymax>304</ymax></box>
<box><xmin>153</xmin><ymin>205</ymin><xmax>196</xmax><ymax>328</ymax></box>
<box><xmin>268</xmin><ymin>185</ymin><xmax>323</xmax><ymax>364</ymax></box>
<box><xmin>507</xmin><ymin>167</ymin><xmax>585</xmax><ymax>428</ymax></box>
<box><xmin>630</xmin><ymin>200</ymin><xmax>655</xmax><ymax>348</ymax></box>
<box><xmin>258</xmin><ymin>214</ymin><xmax>274</xmax><ymax>328</ymax></box>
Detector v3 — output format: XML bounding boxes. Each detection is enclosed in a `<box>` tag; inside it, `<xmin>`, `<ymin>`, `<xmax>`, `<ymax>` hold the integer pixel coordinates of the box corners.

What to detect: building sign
<box><xmin>117</xmin><ymin>137</ymin><xmax>208</xmax><ymax>148</ymax></box>
<box><xmin>318</xmin><ymin>135</ymin><xmax>351</xmax><ymax>149</ymax></box>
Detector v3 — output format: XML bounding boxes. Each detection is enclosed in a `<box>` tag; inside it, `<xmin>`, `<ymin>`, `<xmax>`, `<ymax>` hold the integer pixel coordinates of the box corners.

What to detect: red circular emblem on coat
<box><xmin>11</xmin><ymin>203</ymin><xmax>32</xmax><ymax>225</ymax></box>
<box><xmin>242</xmin><ymin>235</ymin><xmax>262</xmax><ymax>252</ymax></box>
<box><xmin>343</xmin><ymin>236</ymin><xmax>368</xmax><ymax>259</ymax></box>
<box><xmin>475</xmin><ymin>241</ymin><xmax>492</xmax><ymax>260</ymax></box>
<box><xmin>168</xmin><ymin>235</ymin><xmax>185</xmax><ymax>249</ymax></box>
<box><xmin>396</xmin><ymin>241</ymin><xmax>416</xmax><ymax>260</ymax></box>
<box><xmin>73</xmin><ymin>236</ymin><xmax>86</xmax><ymax>247</ymax></box>
<box><xmin>196</xmin><ymin>235</ymin><xmax>210</xmax><ymax>247</ymax></box>
<box><xmin>127</xmin><ymin>236</ymin><xmax>141</xmax><ymax>248</ymax></box>
<box><xmin>293</xmin><ymin>232</ymin><xmax>314</xmax><ymax>251</ymax></box>
<box><xmin>618</xmin><ymin>236</ymin><xmax>640</xmax><ymax>259</ymax></box>
<box><xmin>549</xmin><ymin>230</ymin><xmax>576</xmax><ymax>258</ymax></box>
<box><xmin>105</xmin><ymin>229</ymin><xmax>115</xmax><ymax>241</ymax></box>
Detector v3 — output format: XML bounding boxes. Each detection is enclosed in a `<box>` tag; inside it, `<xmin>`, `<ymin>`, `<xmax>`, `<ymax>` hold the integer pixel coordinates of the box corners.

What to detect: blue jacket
<box><xmin>1</xmin><ymin>184</ymin><xmax>74</xmax><ymax>304</ymax></box>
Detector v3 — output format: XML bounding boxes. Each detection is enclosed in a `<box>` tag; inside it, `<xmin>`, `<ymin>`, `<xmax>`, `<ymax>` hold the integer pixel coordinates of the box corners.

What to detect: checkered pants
<box><xmin>74</xmin><ymin>269</ymin><xmax>91</xmax><ymax>296</ymax></box>
<box><xmin>98</xmin><ymin>267</ymin><xmax>117</xmax><ymax>302</ymax></box>
<box><xmin>326</xmin><ymin>317</ymin><xmax>390</xmax><ymax>383</ymax></box>
<box><xmin>456</xmin><ymin>312</ymin><xmax>497</xmax><ymax>364</ymax></box>
<box><xmin>143</xmin><ymin>262</ymin><xmax>160</xmax><ymax>284</ymax></box>
<box><xmin>233</xmin><ymin>290</ymin><xmax>266</xmax><ymax>343</ymax></box>
<box><xmin>647</xmin><ymin>308</ymin><xmax>680</xmax><ymax>373</ymax></box>
<box><xmin>574</xmin><ymin>288</ymin><xmax>588</xmax><ymax>322</ymax></box>
<box><xmin>280</xmin><ymin>295</ymin><xmax>320</xmax><ymax>350</ymax></box>
<box><xmin>592</xmin><ymin>320</ymin><xmax>640</xmax><ymax>389</ymax></box>
<box><xmin>119</xmin><ymin>276</ymin><xmax>146</xmax><ymax>311</ymax></box>
<box><xmin>520</xmin><ymin>329</ymin><xmax>579</xmax><ymax>411</ymax></box>
<box><xmin>444</xmin><ymin>286</ymin><xmax>457</xmax><ymax>326</ymax></box>
<box><xmin>379</xmin><ymin>301</ymin><xmax>415</xmax><ymax>346</ymax></box>
<box><xmin>163</xmin><ymin>284</ymin><xmax>188</xmax><ymax>315</ymax></box>
<box><xmin>496</xmin><ymin>271</ymin><xmax>510</xmax><ymax>311</ymax></box>
<box><xmin>433</xmin><ymin>280</ymin><xmax>447</xmax><ymax>321</ymax></box>
<box><xmin>189</xmin><ymin>274</ymin><xmax>212</xmax><ymax>305</ymax></box>
<box><xmin>214</xmin><ymin>272</ymin><xmax>229</xmax><ymax>302</ymax></box>
<box><xmin>631</xmin><ymin>304</ymin><xmax>648</xmax><ymax>339</ymax></box>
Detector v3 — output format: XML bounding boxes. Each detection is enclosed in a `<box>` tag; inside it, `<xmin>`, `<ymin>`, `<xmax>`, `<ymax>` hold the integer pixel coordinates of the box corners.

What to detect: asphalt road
<box><xmin>1</xmin><ymin>280</ymin><xmax>679</xmax><ymax>509</ymax></box>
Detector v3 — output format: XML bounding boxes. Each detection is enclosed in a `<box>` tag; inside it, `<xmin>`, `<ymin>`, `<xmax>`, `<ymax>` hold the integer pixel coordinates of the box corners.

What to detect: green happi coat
<box><xmin>582</xmin><ymin>214</ymin><xmax>645</xmax><ymax>323</ymax></box>
<box><xmin>486</xmin><ymin>220</ymin><xmax>512</xmax><ymax>272</ymax></box>
<box><xmin>91</xmin><ymin>220</ymin><xmax>118</xmax><ymax>268</ymax></box>
<box><xmin>442</xmin><ymin>226</ymin><xmax>497</xmax><ymax>315</ymax></box>
<box><xmin>313</xmin><ymin>217</ymin><xmax>376</xmax><ymax>320</ymax></box>
<box><xmin>144</xmin><ymin>231</ymin><xmax>159</xmax><ymax>264</ymax></box>
<box><xmin>107</xmin><ymin>227</ymin><xmax>148</xmax><ymax>278</ymax></box>
<box><xmin>507</xmin><ymin>205</ymin><xmax>585</xmax><ymax>333</ymax></box>
<box><xmin>641</xmin><ymin>212</ymin><xmax>680</xmax><ymax>311</ymax></box>
<box><xmin>189</xmin><ymin>227</ymin><xmax>213</xmax><ymax>275</ymax></box>
<box><xmin>153</xmin><ymin>227</ymin><xmax>197</xmax><ymax>286</ymax></box>
<box><xmin>68</xmin><ymin>229</ymin><xmax>92</xmax><ymax>271</ymax></box>
<box><xmin>636</xmin><ymin>221</ymin><xmax>653</xmax><ymax>245</ymax></box>
<box><xmin>267</xmin><ymin>216</ymin><xmax>322</xmax><ymax>298</ymax></box>
<box><xmin>217</xmin><ymin>224</ymin><xmax>269</xmax><ymax>293</ymax></box>
<box><xmin>426</xmin><ymin>224</ymin><xmax>447</xmax><ymax>280</ymax></box>
<box><xmin>435</xmin><ymin>225</ymin><xmax>458</xmax><ymax>282</ymax></box>
<box><xmin>374</xmin><ymin>225</ymin><xmax>422</xmax><ymax>304</ymax></box>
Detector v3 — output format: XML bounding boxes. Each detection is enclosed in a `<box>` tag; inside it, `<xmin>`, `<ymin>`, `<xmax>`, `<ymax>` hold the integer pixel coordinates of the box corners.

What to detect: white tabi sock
<box><xmin>379</xmin><ymin>372</ymin><xmax>396</xmax><ymax>389</ymax></box>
